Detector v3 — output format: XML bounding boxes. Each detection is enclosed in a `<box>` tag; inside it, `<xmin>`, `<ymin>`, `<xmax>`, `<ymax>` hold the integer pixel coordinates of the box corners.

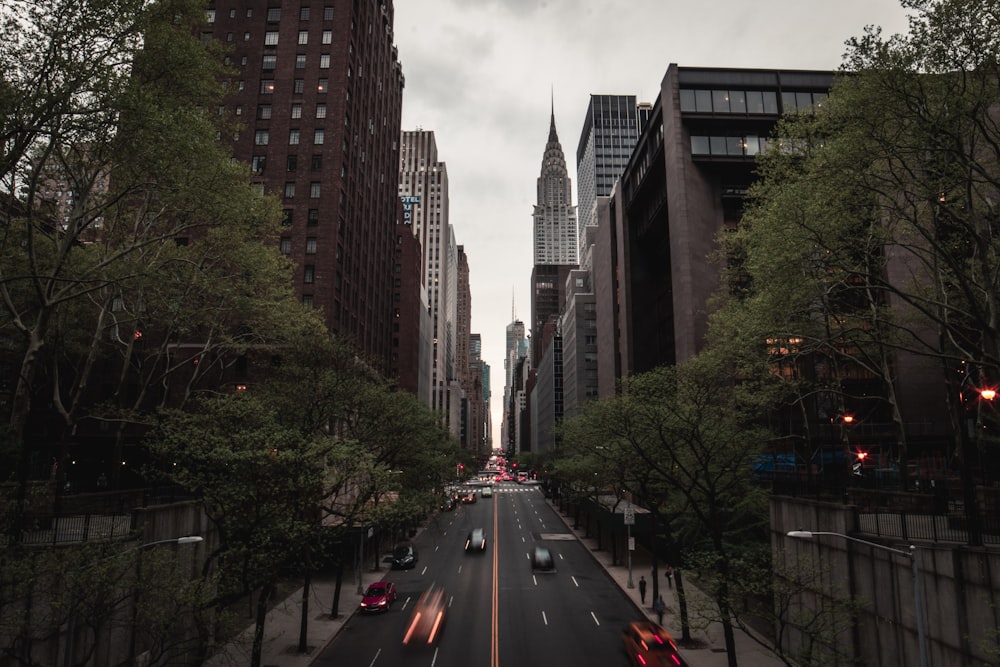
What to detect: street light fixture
<box><xmin>786</xmin><ymin>530</ymin><xmax>928</xmax><ymax>667</ymax></box>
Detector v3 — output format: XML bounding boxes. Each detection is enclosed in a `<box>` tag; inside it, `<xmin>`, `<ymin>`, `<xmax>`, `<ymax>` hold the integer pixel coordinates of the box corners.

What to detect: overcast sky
<box><xmin>392</xmin><ymin>0</ymin><xmax>914</xmax><ymax>447</ymax></box>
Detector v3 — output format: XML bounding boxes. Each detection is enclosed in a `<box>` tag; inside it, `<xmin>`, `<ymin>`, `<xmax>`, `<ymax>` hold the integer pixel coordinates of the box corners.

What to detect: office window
<box><xmin>310</xmin><ymin>182</ymin><xmax>321</xmax><ymax>198</ymax></box>
<box><xmin>294</xmin><ymin>79</ymin><xmax>304</xmax><ymax>94</ymax></box>
<box><xmin>267</xmin><ymin>7</ymin><xmax>280</xmax><ymax>21</ymax></box>
<box><xmin>262</xmin><ymin>55</ymin><xmax>276</xmax><ymax>70</ymax></box>
<box><xmin>313</xmin><ymin>129</ymin><xmax>324</xmax><ymax>145</ymax></box>
<box><xmin>306</xmin><ymin>237</ymin><xmax>317</xmax><ymax>254</ymax></box>
<box><xmin>287</xmin><ymin>155</ymin><xmax>298</xmax><ymax>171</ymax></box>
<box><xmin>319</xmin><ymin>54</ymin><xmax>330</xmax><ymax>68</ymax></box>
<box><xmin>291</xmin><ymin>103</ymin><xmax>302</xmax><ymax>119</ymax></box>
<box><xmin>298</xmin><ymin>30</ymin><xmax>308</xmax><ymax>45</ymax></box>
<box><xmin>284</xmin><ymin>182</ymin><xmax>296</xmax><ymax>198</ymax></box>
<box><xmin>322</xmin><ymin>29</ymin><xmax>332</xmax><ymax>44</ymax></box>
<box><xmin>254</xmin><ymin>130</ymin><xmax>269</xmax><ymax>145</ymax></box>
<box><xmin>315</xmin><ymin>103</ymin><xmax>327</xmax><ymax>119</ymax></box>
<box><xmin>289</xmin><ymin>129</ymin><xmax>300</xmax><ymax>145</ymax></box>
<box><xmin>257</xmin><ymin>104</ymin><xmax>272</xmax><ymax>119</ymax></box>
<box><xmin>296</xmin><ymin>54</ymin><xmax>306</xmax><ymax>69</ymax></box>
<box><xmin>280</xmin><ymin>237</ymin><xmax>291</xmax><ymax>254</ymax></box>
<box><xmin>300</xmin><ymin>6</ymin><xmax>310</xmax><ymax>20</ymax></box>
<box><xmin>324</xmin><ymin>6</ymin><xmax>334</xmax><ymax>20</ymax></box>
<box><xmin>264</xmin><ymin>31</ymin><xmax>279</xmax><ymax>46</ymax></box>
<box><xmin>317</xmin><ymin>78</ymin><xmax>328</xmax><ymax>93</ymax></box>
<box><xmin>307</xmin><ymin>208</ymin><xmax>319</xmax><ymax>225</ymax></box>
<box><xmin>311</xmin><ymin>154</ymin><xmax>322</xmax><ymax>170</ymax></box>
<box><xmin>260</xmin><ymin>80</ymin><xmax>275</xmax><ymax>94</ymax></box>
<box><xmin>303</xmin><ymin>265</ymin><xmax>315</xmax><ymax>283</ymax></box>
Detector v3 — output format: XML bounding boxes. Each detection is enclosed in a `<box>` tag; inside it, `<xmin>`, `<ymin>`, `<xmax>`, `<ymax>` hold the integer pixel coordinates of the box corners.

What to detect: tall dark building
<box><xmin>204</xmin><ymin>1</ymin><xmax>404</xmax><ymax>371</ymax></box>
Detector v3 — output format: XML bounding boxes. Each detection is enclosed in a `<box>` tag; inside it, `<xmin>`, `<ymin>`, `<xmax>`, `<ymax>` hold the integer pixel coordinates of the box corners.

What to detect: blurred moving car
<box><xmin>439</xmin><ymin>496</ymin><xmax>456</xmax><ymax>511</ymax></box>
<box><xmin>461</xmin><ymin>491</ymin><xmax>477</xmax><ymax>504</ymax></box>
<box><xmin>480</xmin><ymin>486</ymin><xmax>493</xmax><ymax>498</ymax></box>
<box><xmin>402</xmin><ymin>585</ymin><xmax>448</xmax><ymax>646</ymax></box>
<box><xmin>622</xmin><ymin>620</ymin><xmax>687</xmax><ymax>666</ymax></box>
<box><xmin>391</xmin><ymin>543</ymin><xmax>418</xmax><ymax>570</ymax></box>
<box><xmin>465</xmin><ymin>528</ymin><xmax>487</xmax><ymax>552</ymax></box>
<box><xmin>359</xmin><ymin>581</ymin><xmax>397</xmax><ymax>613</ymax></box>
<box><xmin>531</xmin><ymin>546</ymin><xmax>555</xmax><ymax>571</ymax></box>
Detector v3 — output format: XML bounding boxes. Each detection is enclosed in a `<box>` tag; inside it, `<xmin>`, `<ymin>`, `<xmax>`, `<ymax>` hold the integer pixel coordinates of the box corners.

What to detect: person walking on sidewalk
<box><xmin>664</xmin><ymin>565</ymin><xmax>673</xmax><ymax>589</ymax></box>
<box><xmin>653</xmin><ymin>595</ymin><xmax>665</xmax><ymax>625</ymax></box>
<box><xmin>638</xmin><ymin>575</ymin><xmax>647</xmax><ymax>604</ymax></box>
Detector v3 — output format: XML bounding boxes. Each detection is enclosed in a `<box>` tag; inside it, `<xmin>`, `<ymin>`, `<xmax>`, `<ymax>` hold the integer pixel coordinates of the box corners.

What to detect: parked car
<box><xmin>439</xmin><ymin>497</ymin><xmax>456</xmax><ymax>512</ymax></box>
<box><xmin>391</xmin><ymin>543</ymin><xmax>418</xmax><ymax>570</ymax></box>
<box><xmin>531</xmin><ymin>546</ymin><xmax>555</xmax><ymax>571</ymax></box>
<box><xmin>622</xmin><ymin>620</ymin><xmax>687</xmax><ymax>666</ymax></box>
<box><xmin>465</xmin><ymin>528</ymin><xmax>486</xmax><ymax>552</ymax></box>
<box><xmin>402</xmin><ymin>585</ymin><xmax>448</xmax><ymax>646</ymax></box>
<box><xmin>359</xmin><ymin>581</ymin><xmax>397</xmax><ymax>613</ymax></box>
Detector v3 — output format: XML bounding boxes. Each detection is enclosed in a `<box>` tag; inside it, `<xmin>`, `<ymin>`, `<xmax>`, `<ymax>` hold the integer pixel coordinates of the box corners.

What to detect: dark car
<box><xmin>359</xmin><ymin>581</ymin><xmax>397</xmax><ymax>613</ymax></box>
<box><xmin>622</xmin><ymin>620</ymin><xmax>687</xmax><ymax>666</ymax></box>
<box><xmin>465</xmin><ymin>528</ymin><xmax>486</xmax><ymax>552</ymax></box>
<box><xmin>460</xmin><ymin>491</ymin><xmax>477</xmax><ymax>504</ymax></box>
<box><xmin>439</xmin><ymin>497</ymin><xmax>456</xmax><ymax>512</ymax></box>
<box><xmin>391</xmin><ymin>544</ymin><xmax>418</xmax><ymax>570</ymax></box>
<box><xmin>531</xmin><ymin>546</ymin><xmax>555</xmax><ymax>571</ymax></box>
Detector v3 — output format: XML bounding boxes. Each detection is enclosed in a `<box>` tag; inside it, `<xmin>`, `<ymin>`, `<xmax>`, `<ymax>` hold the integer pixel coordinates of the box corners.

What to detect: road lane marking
<box><xmin>402</xmin><ymin>596</ymin><xmax>412</xmax><ymax>609</ymax></box>
<box><xmin>591</xmin><ymin>611</ymin><xmax>600</xmax><ymax>626</ymax></box>
<box><xmin>420</xmin><ymin>566</ymin><xmax>428</xmax><ymax>575</ymax></box>
<box><xmin>533</xmin><ymin>574</ymin><xmax>537</xmax><ymax>586</ymax></box>
<box><xmin>458</xmin><ymin>565</ymin><xmax>463</xmax><ymax>574</ymax></box>
<box><xmin>571</xmin><ymin>576</ymin><xmax>579</xmax><ymax>587</ymax></box>
<box><xmin>431</xmin><ymin>647</ymin><xmax>439</xmax><ymax>666</ymax></box>
<box><xmin>491</xmin><ymin>487</ymin><xmax>500</xmax><ymax>667</ymax></box>
<box><xmin>542</xmin><ymin>611</ymin><xmax>548</xmax><ymax>625</ymax></box>
<box><xmin>368</xmin><ymin>648</ymin><xmax>381</xmax><ymax>666</ymax></box>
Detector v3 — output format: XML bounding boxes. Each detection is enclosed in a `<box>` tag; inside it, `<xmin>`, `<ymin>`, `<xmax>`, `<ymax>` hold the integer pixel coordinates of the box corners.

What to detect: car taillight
<box><xmin>637</xmin><ymin>655</ymin><xmax>647</xmax><ymax>666</ymax></box>
<box><xmin>670</xmin><ymin>654</ymin><xmax>682</xmax><ymax>665</ymax></box>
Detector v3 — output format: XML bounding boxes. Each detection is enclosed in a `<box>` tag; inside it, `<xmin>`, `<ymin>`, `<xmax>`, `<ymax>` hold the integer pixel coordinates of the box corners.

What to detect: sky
<box><xmin>391</xmin><ymin>0</ymin><xmax>915</xmax><ymax>446</ymax></box>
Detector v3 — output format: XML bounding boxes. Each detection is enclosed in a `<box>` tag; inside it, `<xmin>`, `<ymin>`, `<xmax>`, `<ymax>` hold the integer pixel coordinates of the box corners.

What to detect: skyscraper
<box><xmin>575</xmin><ymin>95</ymin><xmax>648</xmax><ymax>261</ymax></box>
<box><xmin>531</xmin><ymin>105</ymin><xmax>578</xmax><ymax>367</ymax></box>
<box><xmin>204</xmin><ymin>1</ymin><xmax>404</xmax><ymax>372</ymax></box>
<box><xmin>399</xmin><ymin>130</ymin><xmax>456</xmax><ymax>419</ymax></box>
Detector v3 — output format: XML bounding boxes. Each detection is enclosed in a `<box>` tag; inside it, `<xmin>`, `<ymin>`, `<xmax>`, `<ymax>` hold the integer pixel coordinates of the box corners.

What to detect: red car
<box><xmin>360</xmin><ymin>581</ymin><xmax>397</xmax><ymax>613</ymax></box>
<box><xmin>622</xmin><ymin>620</ymin><xmax>687</xmax><ymax>666</ymax></box>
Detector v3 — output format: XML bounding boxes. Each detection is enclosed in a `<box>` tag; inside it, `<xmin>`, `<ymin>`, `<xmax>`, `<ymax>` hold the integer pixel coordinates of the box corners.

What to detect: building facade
<box><xmin>204</xmin><ymin>0</ymin><xmax>405</xmax><ymax>373</ymax></box>
<box><xmin>398</xmin><ymin>130</ymin><xmax>456</xmax><ymax>419</ymax></box>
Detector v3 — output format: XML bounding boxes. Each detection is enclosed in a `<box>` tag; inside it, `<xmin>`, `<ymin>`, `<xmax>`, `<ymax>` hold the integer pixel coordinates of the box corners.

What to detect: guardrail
<box><xmin>1</xmin><ymin>513</ymin><xmax>136</xmax><ymax>546</ymax></box>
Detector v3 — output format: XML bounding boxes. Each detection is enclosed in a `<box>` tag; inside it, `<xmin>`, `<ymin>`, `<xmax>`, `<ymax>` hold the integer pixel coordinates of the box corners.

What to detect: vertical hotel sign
<box><xmin>401</xmin><ymin>195</ymin><xmax>420</xmax><ymax>225</ymax></box>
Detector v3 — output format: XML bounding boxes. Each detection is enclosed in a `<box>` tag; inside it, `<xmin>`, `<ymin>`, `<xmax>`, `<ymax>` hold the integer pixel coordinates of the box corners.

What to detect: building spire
<box><xmin>548</xmin><ymin>86</ymin><xmax>558</xmax><ymax>143</ymax></box>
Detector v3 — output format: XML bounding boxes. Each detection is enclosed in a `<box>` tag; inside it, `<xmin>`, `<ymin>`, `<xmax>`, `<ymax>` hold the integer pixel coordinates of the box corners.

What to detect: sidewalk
<box><xmin>208</xmin><ymin>495</ymin><xmax>787</xmax><ymax>667</ymax></box>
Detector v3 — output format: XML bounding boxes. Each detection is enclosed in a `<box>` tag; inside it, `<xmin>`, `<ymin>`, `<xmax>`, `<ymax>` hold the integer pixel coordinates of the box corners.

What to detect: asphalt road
<box><xmin>314</xmin><ymin>481</ymin><xmax>641</xmax><ymax>667</ymax></box>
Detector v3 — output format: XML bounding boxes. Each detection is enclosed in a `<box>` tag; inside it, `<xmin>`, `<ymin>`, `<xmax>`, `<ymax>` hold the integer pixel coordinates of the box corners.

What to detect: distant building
<box><xmin>399</xmin><ymin>130</ymin><xmax>458</xmax><ymax>424</ymax></box>
<box><xmin>531</xmin><ymin>105</ymin><xmax>578</xmax><ymax>367</ymax></box>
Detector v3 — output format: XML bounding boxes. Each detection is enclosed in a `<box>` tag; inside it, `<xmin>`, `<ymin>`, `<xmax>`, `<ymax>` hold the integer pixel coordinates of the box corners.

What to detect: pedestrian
<box><xmin>638</xmin><ymin>575</ymin><xmax>647</xmax><ymax>604</ymax></box>
<box><xmin>653</xmin><ymin>595</ymin><xmax>665</xmax><ymax>624</ymax></box>
<box><xmin>664</xmin><ymin>565</ymin><xmax>673</xmax><ymax>589</ymax></box>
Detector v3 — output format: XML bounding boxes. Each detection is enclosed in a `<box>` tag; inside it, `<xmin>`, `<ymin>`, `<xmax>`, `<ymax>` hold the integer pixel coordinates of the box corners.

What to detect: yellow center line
<box><xmin>491</xmin><ymin>489</ymin><xmax>500</xmax><ymax>667</ymax></box>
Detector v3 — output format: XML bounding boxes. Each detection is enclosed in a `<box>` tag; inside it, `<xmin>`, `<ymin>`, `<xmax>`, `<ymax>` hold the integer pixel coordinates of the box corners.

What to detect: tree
<box><xmin>1</xmin><ymin>0</ymin><xmax>291</xmax><ymax>517</ymax></box>
<box><xmin>716</xmin><ymin>0</ymin><xmax>1000</xmax><ymax>494</ymax></box>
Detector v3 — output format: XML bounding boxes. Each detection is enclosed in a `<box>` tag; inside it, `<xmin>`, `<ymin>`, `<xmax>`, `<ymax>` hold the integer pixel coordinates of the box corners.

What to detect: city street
<box><xmin>314</xmin><ymin>482</ymin><xmax>640</xmax><ymax>667</ymax></box>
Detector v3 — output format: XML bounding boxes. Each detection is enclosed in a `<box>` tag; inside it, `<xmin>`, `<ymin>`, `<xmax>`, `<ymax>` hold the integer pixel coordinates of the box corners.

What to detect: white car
<box><xmin>481</xmin><ymin>486</ymin><xmax>493</xmax><ymax>498</ymax></box>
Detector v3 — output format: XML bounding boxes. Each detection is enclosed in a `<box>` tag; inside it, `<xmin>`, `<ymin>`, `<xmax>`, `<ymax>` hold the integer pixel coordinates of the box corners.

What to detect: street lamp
<box><xmin>786</xmin><ymin>530</ymin><xmax>928</xmax><ymax>667</ymax></box>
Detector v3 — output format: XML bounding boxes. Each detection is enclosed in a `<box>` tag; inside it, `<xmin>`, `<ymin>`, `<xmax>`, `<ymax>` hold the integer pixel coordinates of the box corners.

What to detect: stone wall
<box><xmin>772</xmin><ymin>496</ymin><xmax>1000</xmax><ymax>666</ymax></box>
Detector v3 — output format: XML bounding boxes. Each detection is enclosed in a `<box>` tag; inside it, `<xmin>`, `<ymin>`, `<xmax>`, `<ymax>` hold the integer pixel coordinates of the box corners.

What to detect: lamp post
<box><xmin>127</xmin><ymin>536</ymin><xmax>203</xmax><ymax>666</ymax></box>
<box><xmin>787</xmin><ymin>530</ymin><xmax>928</xmax><ymax>667</ymax></box>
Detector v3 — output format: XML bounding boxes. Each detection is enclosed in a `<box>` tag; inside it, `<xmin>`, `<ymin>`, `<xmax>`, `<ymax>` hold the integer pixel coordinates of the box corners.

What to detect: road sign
<box><xmin>623</xmin><ymin>507</ymin><xmax>635</xmax><ymax>525</ymax></box>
